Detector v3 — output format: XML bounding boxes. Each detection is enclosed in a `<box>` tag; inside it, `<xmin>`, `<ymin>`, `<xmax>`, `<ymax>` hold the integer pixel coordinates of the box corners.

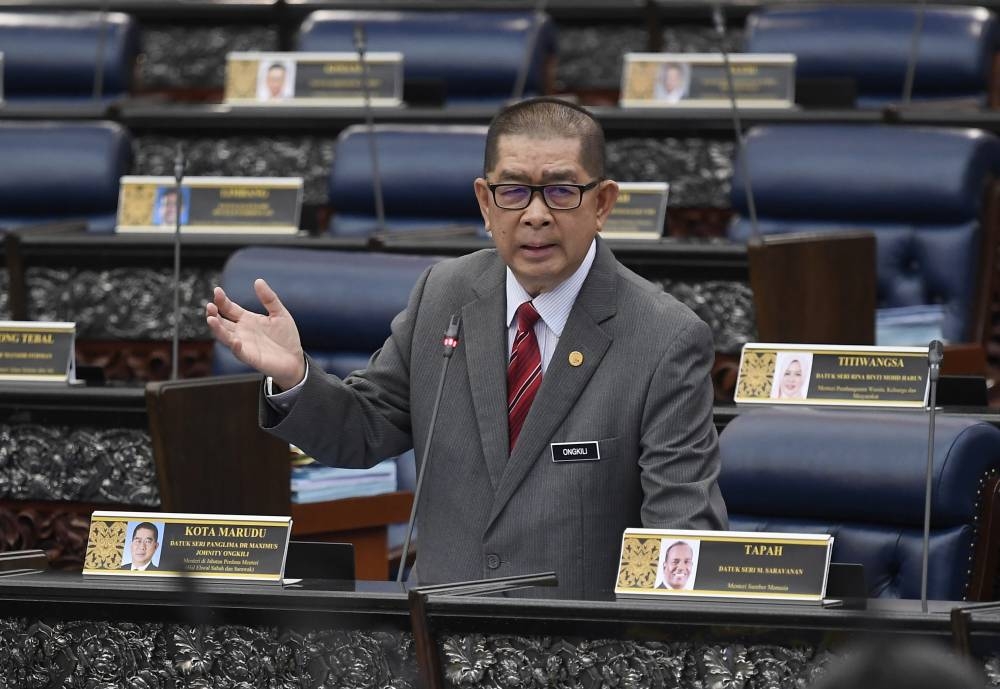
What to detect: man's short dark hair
<box><xmin>268</xmin><ymin>63</ymin><xmax>286</xmax><ymax>74</ymax></box>
<box><xmin>133</xmin><ymin>522</ymin><xmax>159</xmax><ymax>542</ymax></box>
<box><xmin>483</xmin><ymin>97</ymin><xmax>605</xmax><ymax>178</ymax></box>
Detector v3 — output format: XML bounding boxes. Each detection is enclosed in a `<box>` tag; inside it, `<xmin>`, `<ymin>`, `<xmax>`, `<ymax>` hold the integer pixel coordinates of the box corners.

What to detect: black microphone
<box><xmin>92</xmin><ymin>0</ymin><xmax>111</xmax><ymax>101</ymax></box>
<box><xmin>920</xmin><ymin>338</ymin><xmax>944</xmax><ymax>612</ymax></box>
<box><xmin>396</xmin><ymin>314</ymin><xmax>462</xmax><ymax>584</ymax></box>
<box><xmin>511</xmin><ymin>0</ymin><xmax>549</xmax><ymax>102</ymax></box>
<box><xmin>353</xmin><ymin>23</ymin><xmax>387</xmax><ymax>237</ymax></box>
<box><xmin>712</xmin><ymin>3</ymin><xmax>760</xmax><ymax>242</ymax></box>
<box><xmin>170</xmin><ymin>144</ymin><xmax>185</xmax><ymax>381</ymax></box>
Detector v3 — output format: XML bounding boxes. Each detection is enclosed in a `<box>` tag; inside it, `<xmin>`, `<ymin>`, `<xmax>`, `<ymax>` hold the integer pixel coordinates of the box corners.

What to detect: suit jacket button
<box><xmin>486</xmin><ymin>553</ymin><xmax>501</xmax><ymax>570</ymax></box>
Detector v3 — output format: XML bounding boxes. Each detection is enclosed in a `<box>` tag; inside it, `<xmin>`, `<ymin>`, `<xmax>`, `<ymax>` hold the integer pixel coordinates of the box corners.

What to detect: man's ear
<box><xmin>595</xmin><ymin>180</ymin><xmax>620</xmax><ymax>230</ymax></box>
<box><xmin>474</xmin><ymin>178</ymin><xmax>492</xmax><ymax>231</ymax></box>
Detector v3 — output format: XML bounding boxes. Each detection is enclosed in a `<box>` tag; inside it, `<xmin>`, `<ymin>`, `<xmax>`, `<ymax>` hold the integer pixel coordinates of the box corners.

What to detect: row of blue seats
<box><xmin>0</xmin><ymin>5</ymin><xmax>998</xmax><ymax>106</ymax></box>
<box><xmin>3</xmin><ymin>119</ymin><xmax>995</xmax><ymax>345</ymax></box>
<box><xmin>215</xmin><ymin>246</ymin><xmax>1000</xmax><ymax>600</ymax></box>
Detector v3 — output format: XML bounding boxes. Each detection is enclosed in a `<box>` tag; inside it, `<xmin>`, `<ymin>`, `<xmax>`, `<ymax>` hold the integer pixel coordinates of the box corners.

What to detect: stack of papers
<box><xmin>290</xmin><ymin>451</ymin><xmax>398</xmax><ymax>504</ymax></box>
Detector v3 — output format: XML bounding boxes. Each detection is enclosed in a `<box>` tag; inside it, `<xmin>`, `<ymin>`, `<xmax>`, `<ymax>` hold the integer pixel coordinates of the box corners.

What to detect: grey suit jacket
<box><xmin>263</xmin><ymin>239</ymin><xmax>728</xmax><ymax>598</ymax></box>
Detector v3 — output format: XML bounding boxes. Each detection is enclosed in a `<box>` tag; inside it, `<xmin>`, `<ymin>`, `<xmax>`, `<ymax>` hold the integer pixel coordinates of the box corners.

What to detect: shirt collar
<box><xmin>505</xmin><ymin>238</ymin><xmax>597</xmax><ymax>336</ymax></box>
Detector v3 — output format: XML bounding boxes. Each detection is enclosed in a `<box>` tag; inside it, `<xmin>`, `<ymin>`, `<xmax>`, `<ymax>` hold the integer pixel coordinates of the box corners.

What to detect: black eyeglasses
<box><xmin>487</xmin><ymin>180</ymin><xmax>602</xmax><ymax>210</ymax></box>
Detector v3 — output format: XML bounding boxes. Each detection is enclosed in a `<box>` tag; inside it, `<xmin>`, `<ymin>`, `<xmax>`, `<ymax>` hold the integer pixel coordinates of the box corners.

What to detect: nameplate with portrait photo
<box><xmin>0</xmin><ymin>321</ymin><xmax>76</xmax><ymax>383</ymax></box>
<box><xmin>620</xmin><ymin>53</ymin><xmax>796</xmax><ymax>109</ymax></box>
<box><xmin>603</xmin><ymin>182</ymin><xmax>668</xmax><ymax>240</ymax></box>
<box><xmin>83</xmin><ymin>511</ymin><xmax>292</xmax><ymax>582</ymax></box>
<box><xmin>225</xmin><ymin>51</ymin><xmax>403</xmax><ymax>107</ymax></box>
<box><xmin>734</xmin><ymin>343</ymin><xmax>931</xmax><ymax>408</ymax></box>
<box><xmin>116</xmin><ymin>176</ymin><xmax>302</xmax><ymax>234</ymax></box>
<box><xmin>616</xmin><ymin>528</ymin><xmax>832</xmax><ymax>603</ymax></box>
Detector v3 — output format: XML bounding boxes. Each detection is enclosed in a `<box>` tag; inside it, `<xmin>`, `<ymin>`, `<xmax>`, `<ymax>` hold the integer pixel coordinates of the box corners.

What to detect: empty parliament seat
<box><xmin>327</xmin><ymin>124</ymin><xmax>487</xmax><ymax>237</ymax></box>
<box><xmin>0</xmin><ymin>121</ymin><xmax>131</xmax><ymax>233</ymax></box>
<box><xmin>297</xmin><ymin>10</ymin><xmax>556</xmax><ymax>105</ymax></box>
<box><xmin>720</xmin><ymin>408</ymin><xmax>1000</xmax><ymax>600</ymax></box>
<box><xmin>0</xmin><ymin>11</ymin><xmax>139</xmax><ymax>104</ymax></box>
<box><xmin>744</xmin><ymin>5</ymin><xmax>1000</xmax><ymax>107</ymax></box>
<box><xmin>728</xmin><ymin>124</ymin><xmax>1000</xmax><ymax>346</ymax></box>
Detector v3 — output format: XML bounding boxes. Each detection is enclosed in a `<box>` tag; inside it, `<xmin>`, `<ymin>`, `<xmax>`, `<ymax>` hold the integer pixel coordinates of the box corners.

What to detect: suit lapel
<box><xmin>486</xmin><ymin>240</ymin><xmax>618</xmax><ymax>529</ymax></box>
<box><xmin>462</xmin><ymin>258</ymin><xmax>509</xmax><ymax>489</ymax></box>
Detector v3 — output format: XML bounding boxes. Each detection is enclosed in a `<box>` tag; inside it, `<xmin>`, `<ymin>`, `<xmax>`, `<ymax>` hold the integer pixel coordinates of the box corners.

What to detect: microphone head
<box><xmin>353</xmin><ymin>24</ymin><xmax>367</xmax><ymax>52</ymax></box>
<box><xmin>928</xmin><ymin>339</ymin><xmax>944</xmax><ymax>366</ymax></box>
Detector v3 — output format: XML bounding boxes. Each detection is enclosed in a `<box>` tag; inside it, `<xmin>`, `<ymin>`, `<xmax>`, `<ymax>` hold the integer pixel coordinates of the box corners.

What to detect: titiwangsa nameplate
<box><xmin>0</xmin><ymin>321</ymin><xmax>75</xmax><ymax>382</ymax></box>
<box><xmin>83</xmin><ymin>511</ymin><xmax>292</xmax><ymax>582</ymax></box>
<box><xmin>603</xmin><ymin>182</ymin><xmax>668</xmax><ymax>239</ymax></box>
<box><xmin>735</xmin><ymin>343</ymin><xmax>931</xmax><ymax>408</ymax></box>
<box><xmin>620</xmin><ymin>53</ymin><xmax>796</xmax><ymax>108</ymax></box>
<box><xmin>616</xmin><ymin>528</ymin><xmax>833</xmax><ymax>602</ymax></box>
<box><xmin>116</xmin><ymin>176</ymin><xmax>302</xmax><ymax>234</ymax></box>
<box><xmin>225</xmin><ymin>51</ymin><xmax>403</xmax><ymax>106</ymax></box>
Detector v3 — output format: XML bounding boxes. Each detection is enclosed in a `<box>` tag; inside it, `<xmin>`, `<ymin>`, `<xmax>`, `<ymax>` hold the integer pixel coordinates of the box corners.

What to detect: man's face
<box><xmin>160</xmin><ymin>192</ymin><xmax>178</xmax><ymax>225</ymax></box>
<box><xmin>266</xmin><ymin>67</ymin><xmax>286</xmax><ymax>98</ymax></box>
<box><xmin>663</xmin><ymin>543</ymin><xmax>693</xmax><ymax>589</ymax></box>
<box><xmin>474</xmin><ymin>135</ymin><xmax>618</xmax><ymax>296</ymax></box>
<box><xmin>131</xmin><ymin>526</ymin><xmax>158</xmax><ymax>567</ymax></box>
<box><xmin>665</xmin><ymin>66</ymin><xmax>682</xmax><ymax>92</ymax></box>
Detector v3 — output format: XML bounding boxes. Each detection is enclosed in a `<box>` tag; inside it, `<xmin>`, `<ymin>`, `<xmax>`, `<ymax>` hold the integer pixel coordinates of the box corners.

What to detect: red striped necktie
<box><xmin>508</xmin><ymin>300</ymin><xmax>542</xmax><ymax>452</ymax></box>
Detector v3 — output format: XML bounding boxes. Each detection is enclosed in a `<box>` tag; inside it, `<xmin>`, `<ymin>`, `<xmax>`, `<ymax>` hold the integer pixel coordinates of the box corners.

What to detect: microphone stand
<box><xmin>170</xmin><ymin>145</ymin><xmax>185</xmax><ymax>381</ymax></box>
<box><xmin>511</xmin><ymin>0</ymin><xmax>549</xmax><ymax>102</ymax></box>
<box><xmin>92</xmin><ymin>0</ymin><xmax>110</xmax><ymax>101</ymax></box>
<box><xmin>902</xmin><ymin>0</ymin><xmax>927</xmax><ymax>106</ymax></box>
<box><xmin>712</xmin><ymin>4</ymin><xmax>760</xmax><ymax>242</ymax></box>
<box><xmin>354</xmin><ymin>24</ymin><xmax>387</xmax><ymax>237</ymax></box>
<box><xmin>920</xmin><ymin>339</ymin><xmax>943</xmax><ymax>612</ymax></box>
<box><xmin>396</xmin><ymin>315</ymin><xmax>462</xmax><ymax>584</ymax></box>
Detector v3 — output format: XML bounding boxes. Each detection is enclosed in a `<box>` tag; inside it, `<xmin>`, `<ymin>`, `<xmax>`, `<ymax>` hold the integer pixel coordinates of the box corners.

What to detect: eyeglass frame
<box><xmin>485</xmin><ymin>179</ymin><xmax>603</xmax><ymax>210</ymax></box>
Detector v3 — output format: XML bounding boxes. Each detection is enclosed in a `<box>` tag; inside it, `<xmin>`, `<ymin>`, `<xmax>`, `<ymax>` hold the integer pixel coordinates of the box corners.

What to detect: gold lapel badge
<box><xmin>569</xmin><ymin>351</ymin><xmax>584</xmax><ymax>367</ymax></box>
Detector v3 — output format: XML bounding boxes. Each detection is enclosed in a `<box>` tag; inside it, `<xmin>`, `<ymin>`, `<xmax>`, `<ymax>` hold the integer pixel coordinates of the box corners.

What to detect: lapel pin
<box><xmin>569</xmin><ymin>351</ymin><xmax>584</xmax><ymax>367</ymax></box>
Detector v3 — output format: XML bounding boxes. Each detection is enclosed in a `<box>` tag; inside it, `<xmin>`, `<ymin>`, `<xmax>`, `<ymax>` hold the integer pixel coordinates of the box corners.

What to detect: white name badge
<box><xmin>115</xmin><ymin>176</ymin><xmax>303</xmax><ymax>234</ymax></box>
<box><xmin>735</xmin><ymin>343</ymin><xmax>931</xmax><ymax>408</ymax></box>
<box><xmin>620</xmin><ymin>53</ymin><xmax>796</xmax><ymax>109</ymax></box>
<box><xmin>225</xmin><ymin>51</ymin><xmax>403</xmax><ymax>107</ymax></box>
<box><xmin>0</xmin><ymin>320</ymin><xmax>76</xmax><ymax>383</ymax></box>
<box><xmin>603</xmin><ymin>182</ymin><xmax>668</xmax><ymax>239</ymax></box>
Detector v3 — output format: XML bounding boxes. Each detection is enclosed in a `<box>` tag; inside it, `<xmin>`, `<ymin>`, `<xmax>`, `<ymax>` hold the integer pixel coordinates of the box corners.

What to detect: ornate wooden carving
<box><xmin>0</xmin><ymin>501</ymin><xmax>94</xmax><ymax>570</ymax></box>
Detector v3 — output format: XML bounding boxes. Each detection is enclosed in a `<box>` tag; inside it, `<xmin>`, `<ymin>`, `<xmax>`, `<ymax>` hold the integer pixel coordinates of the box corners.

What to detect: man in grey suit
<box><xmin>206</xmin><ymin>97</ymin><xmax>727</xmax><ymax>598</ymax></box>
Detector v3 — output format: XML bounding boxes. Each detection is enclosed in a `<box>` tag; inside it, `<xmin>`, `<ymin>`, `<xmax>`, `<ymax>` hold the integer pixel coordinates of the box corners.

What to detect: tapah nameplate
<box><xmin>621</xmin><ymin>53</ymin><xmax>796</xmax><ymax>108</ymax></box>
<box><xmin>616</xmin><ymin>528</ymin><xmax>832</xmax><ymax>603</ymax></box>
<box><xmin>225</xmin><ymin>51</ymin><xmax>403</xmax><ymax>106</ymax></box>
<box><xmin>116</xmin><ymin>176</ymin><xmax>302</xmax><ymax>234</ymax></box>
<box><xmin>603</xmin><ymin>183</ymin><xmax>668</xmax><ymax>239</ymax></box>
<box><xmin>735</xmin><ymin>343</ymin><xmax>931</xmax><ymax>408</ymax></box>
<box><xmin>83</xmin><ymin>511</ymin><xmax>292</xmax><ymax>582</ymax></box>
<box><xmin>0</xmin><ymin>321</ymin><xmax>75</xmax><ymax>382</ymax></box>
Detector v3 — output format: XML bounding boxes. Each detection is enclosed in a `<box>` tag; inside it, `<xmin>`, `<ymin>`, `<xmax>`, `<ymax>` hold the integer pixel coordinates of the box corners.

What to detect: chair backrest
<box><xmin>297</xmin><ymin>10</ymin><xmax>556</xmax><ymax>105</ymax></box>
<box><xmin>743</xmin><ymin>5</ymin><xmax>999</xmax><ymax>107</ymax></box>
<box><xmin>0</xmin><ymin>121</ymin><xmax>131</xmax><ymax>233</ymax></box>
<box><xmin>719</xmin><ymin>408</ymin><xmax>1000</xmax><ymax>600</ymax></box>
<box><xmin>327</xmin><ymin>124</ymin><xmax>487</xmax><ymax>237</ymax></box>
<box><xmin>0</xmin><ymin>11</ymin><xmax>139</xmax><ymax>103</ymax></box>
<box><xmin>728</xmin><ymin>124</ymin><xmax>1000</xmax><ymax>344</ymax></box>
<box><xmin>213</xmin><ymin>247</ymin><xmax>442</xmax><ymax>377</ymax></box>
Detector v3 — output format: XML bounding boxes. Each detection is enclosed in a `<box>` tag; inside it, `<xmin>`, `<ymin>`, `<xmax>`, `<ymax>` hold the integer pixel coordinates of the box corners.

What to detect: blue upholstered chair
<box><xmin>327</xmin><ymin>124</ymin><xmax>487</xmax><ymax>237</ymax></box>
<box><xmin>0</xmin><ymin>11</ymin><xmax>139</xmax><ymax>104</ymax></box>
<box><xmin>297</xmin><ymin>10</ymin><xmax>557</xmax><ymax>105</ymax></box>
<box><xmin>0</xmin><ymin>121</ymin><xmax>131</xmax><ymax>233</ymax></box>
<box><xmin>744</xmin><ymin>5</ymin><xmax>999</xmax><ymax>107</ymax></box>
<box><xmin>719</xmin><ymin>408</ymin><xmax>1000</xmax><ymax>600</ymax></box>
<box><xmin>728</xmin><ymin>124</ymin><xmax>1000</xmax><ymax>346</ymax></box>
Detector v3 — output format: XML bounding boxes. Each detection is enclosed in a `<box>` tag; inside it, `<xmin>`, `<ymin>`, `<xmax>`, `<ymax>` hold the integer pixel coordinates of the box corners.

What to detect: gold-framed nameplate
<box><xmin>603</xmin><ymin>182</ymin><xmax>668</xmax><ymax>239</ymax></box>
<box><xmin>616</xmin><ymin>528</ymin><xmax>832</xmax><ymax>603</ymax></box>
<box><xmin>83</xmin><ymin>511</ymin><xmax>292</xmax><ymax>582</ymax></box>
<box><xmin>735</xmin><ymin>343</ymin><xmax>930</xmax><ymax>408</ymax></box>
<box><xmin>621</xmin><ymin>53</ymin><xmax>796</xmax><ymax>109</ymax></box>
<box><xmin>0</xmin><ymin>321</ymin><xmax>76</xmax><ymax>382</ymax></box>
<box><xmin>116</xmin><ymin>176</ymin><xmax>302</xmax><ymax>234</ymax></box>
<box><xmin>225</xmin><ymin>51</ymin><xmax>403</xmax><ymax>106</ymax></box>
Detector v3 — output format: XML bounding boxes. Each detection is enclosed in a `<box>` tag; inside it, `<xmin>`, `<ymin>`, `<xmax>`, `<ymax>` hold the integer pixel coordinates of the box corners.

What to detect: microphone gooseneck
<box><xmin>396</xmin><ymin>314</ymin><xmax>463</xmax><ymax>585</ymax></box>
<box><xmin>920</xmin><ymin>338</ymin><xmax>943</xmax><ymax>612</ymax></box>
<box><xmin>353</xmin><ymin>24</ymin><xmax>387</xmax><ymax>237</ymax></box>
<box><xmin>170</xmin><ymin>144</ymin><xmax>185</xmax><ymax>381</ymax></box>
